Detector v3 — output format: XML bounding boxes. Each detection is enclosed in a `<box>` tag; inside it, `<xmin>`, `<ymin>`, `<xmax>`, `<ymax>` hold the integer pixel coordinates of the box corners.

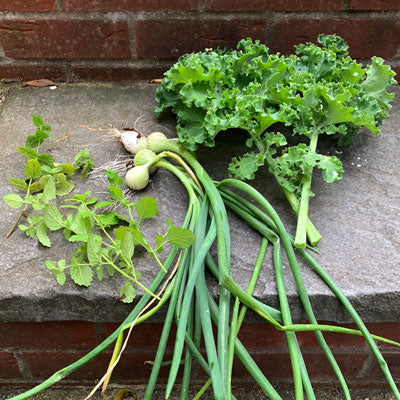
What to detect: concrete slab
<box><xmin>0</xmin><ymin>83</ymin><xmax>399</xmax><ymax>323</ymax></box>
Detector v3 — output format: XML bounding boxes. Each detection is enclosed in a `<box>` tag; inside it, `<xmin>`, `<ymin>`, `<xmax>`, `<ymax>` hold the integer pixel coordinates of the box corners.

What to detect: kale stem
<box><xmin>282</xmin><ymin>188</ymin><xmax>322</xmax><ymax>245</ymax></box>
<box><xmin>294</xmin><ymin>131</ymin><xmax>319</xmax><ymax>249</ymax></box>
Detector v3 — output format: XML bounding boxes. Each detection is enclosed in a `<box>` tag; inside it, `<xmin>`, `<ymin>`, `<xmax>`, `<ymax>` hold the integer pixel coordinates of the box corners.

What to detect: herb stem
<box><xmin>101</xmin><ymin>254</ymin><xmax>160</xmax><ymax>300</ymax></box>
<box><xmin>6</xmin><ymin>204</ymin><xmax>28</xmax><ymax>238</ymax></box>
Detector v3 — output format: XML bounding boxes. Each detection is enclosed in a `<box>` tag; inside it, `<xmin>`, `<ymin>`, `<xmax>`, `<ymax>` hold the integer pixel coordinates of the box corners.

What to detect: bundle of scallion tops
<box><xmin>11</xmin><ymin>129</ymin><xmax>400</xmax><ymax>400</ymax></box>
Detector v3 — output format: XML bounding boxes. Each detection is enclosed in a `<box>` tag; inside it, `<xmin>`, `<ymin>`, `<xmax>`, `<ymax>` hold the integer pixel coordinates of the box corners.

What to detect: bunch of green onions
<box><xmin>10</xmin><ymin>131</ymin><xmax>400</xmax><ymax>400</ymax></box>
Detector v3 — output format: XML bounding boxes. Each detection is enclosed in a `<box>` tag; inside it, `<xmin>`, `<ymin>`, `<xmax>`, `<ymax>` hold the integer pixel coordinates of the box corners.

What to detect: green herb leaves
<box><xmin>4</xmin><ymin>119</ymin><xmax>196</xmax><ymax>303</ymax></box>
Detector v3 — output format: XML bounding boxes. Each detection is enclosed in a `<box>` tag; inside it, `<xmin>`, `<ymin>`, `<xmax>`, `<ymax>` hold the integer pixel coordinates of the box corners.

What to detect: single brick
<box><xmin>237</xmin><ymin>323</ymin><xmax>285</xmax><ymax>349</ymax></box>
<box><xmin>0</xmin><ymin>321</ymin><xmax>98</xmax><ymax>349</ymax></box>
<box><xmin>0</xmin><ymin>20</ymin><xmax>131</xmax><ymax>59</ymax></box>
<box><xmin>103</xmin><ymin>322</ymin><xmax>177</xmax><ymax>349</ymax></box>
<box><xmin>271</xmin><ymin>18</ymin><xmax>400</xmax><ymax>59</ymax></box>
<box><xmin>0</xmin><ymin>65</ymin><xmax>66</xmax><ymax>82</ymax></box>
<box><xmin>0</xmin><ymin>0</ymin><xmax>54</xmax><ymax>11</ymax></box>
<box><xmin>232</xmin><ymin>352</ymin><xmax>293</xmax><ymax>378</ymax></box>
<box><xmin>70</xmin><ymin>65</ymin><xmax>169</xmax><ymax>82</ymax></box>
<box><xmin>205</xmin><ymin>0</ymin><xmax>343</xmax><ymax>11</ymax></box>
<box><xmin>23</xmin><ymin>350</ymin><xmax>176</xmax><ymax>380</ymax></box>
<box><xmin>0</xmin><ymin>352</ymin><xmax>21</xmax><ymax>378</ymax></box>
<box><xmin>350</xmin><ymin>0</ymin><xmax>400</xmax><ymax>10</ymax></box>
<box><xmin>302</xmin><ymin>352</ymin><xmax>368</xmax><ymax>378</ymax></box>
<box><xmin>62</xmin><ymin>0</ymin><xmax>198</xmax><ymax>11</ymax></box>
<box><xmin>135</xmin><ymin>19</ymin><xmax>266</xmax><ymax>59</ymax></box>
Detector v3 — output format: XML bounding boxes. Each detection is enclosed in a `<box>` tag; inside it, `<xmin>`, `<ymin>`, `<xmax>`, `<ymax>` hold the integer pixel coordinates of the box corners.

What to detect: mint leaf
<box><xmin>17</xmin><ymin>146</ymin><xmax>39</xmax><ymax>159</ymax></box>
<box><xmin>7</xmin><ymin>178</ymin><xmax>28</xmax><ymax>192</ymax></box>
<box><xmin>74</xmin><ymin>148</ymin><xmax>93</xmax><ymax>178</ymax></box>
<box><xmin>122</xmin><ymin>230</ymin><xmax>134</xmax><ymax>261</ymax></box>
<box><xmin>70</xmin><ymin>260</ymin><xmax>93</xmax><ymax>287</ymax></box>
<box><xmin>87</xmin><ymin>233</ymin><xmax>102</xmax><ymax>267</ymax></box>
<box><xmin>36</xmin><ymin>220</ymin><xmax>51</xmax><ymax>247</ymax></box>
<box><xmin>166</xmin><ymin>225</ymin><xmax>195</xmax><ymax>248</ymax></box>
<box><xmin>32</xmin><ymin>114</ymin><xmax>44</xmax><ymax>127</ymax></box>
<box><xmin>55</xmin><ymin>173</ymin><xmax>74</xmax><ymax>196</ymax></box>
<box><xmin>25</xmin><ymin>159</ymin><xmax>42</xmax><ymax>179</ymax></box>
<box><xmin>97</xmin><ymin>212</ymin><xmax>119</xmax><ymax>227</ymax></box>
<box><xmin>3</xmin><ymin>193</ymin><xmax>24</xmax><ymax>208</ymax></box>
<box><xmin>42</xmin><ymin>176</ymin><xmax>56</xmax><ymax>203</ymax></box>
<box><xmin>135</xmin><ymin>197</ymin><xmax>159</xmax><ymax>219</ymax></box>
<box><xmin>156</xmin><ymin>234</ymin><xmax>164</xmax><ymax>253</ymax></box>
<box><xmin>108</xmin><ymin>185</ymin><xmax>124</xmax><ymax>203</ymax></box>
<box><xmin>105</xmin><ymin>169</ymin><xmax>124</xmax><ymax>187</ymax></box>
<box><xmin>43</xmin><ymin>204</ymin><xmax>64</xmax><ymax>231</ymax></box>
<box><xmin>55</xmin><ymin>270</ymin><xmax>66</xmax><ymax>286</ymax></box>
<box><xmin>37</xmin><ymin>154</ymin><xmax>55</xmax><ymax>167</ymax></box>
<box><xmin>131</xmin><ymin>228</ymin><xmax>151</xmax><ymax>251</ymax></box>
<box><xmin>60</xmin><ymin>163</ymin><xmax>76</xmax><ymax>177</ymax></box>
<box><xmin>120</xmin><ymin>282</ymin><xmax>136</xmax><ymax>303</ymax></box>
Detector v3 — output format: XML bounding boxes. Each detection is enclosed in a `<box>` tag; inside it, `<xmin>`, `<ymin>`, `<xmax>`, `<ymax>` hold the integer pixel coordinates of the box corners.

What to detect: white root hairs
<box><xmin>89</xmin><ymin>149</ymin><xmax>132</xmax><ymax>183</ymax></box>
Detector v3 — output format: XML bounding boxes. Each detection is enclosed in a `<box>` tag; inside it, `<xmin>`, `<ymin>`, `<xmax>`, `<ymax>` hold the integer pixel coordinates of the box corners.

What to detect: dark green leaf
<box><xmin>25</xmin><ymin>130</ymin><xmax>51</xmax><ymax>149</ymax></box>
<box><xmin>37</xmin><ymin>154</ymin><xmax>55</xmax><ymax>167</ymax></box>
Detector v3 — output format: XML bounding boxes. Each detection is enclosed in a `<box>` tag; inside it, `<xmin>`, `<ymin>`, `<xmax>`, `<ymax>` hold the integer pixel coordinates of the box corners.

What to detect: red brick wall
<box><xmin>1</xmin><ymin>320</ymin><xmax>400</xmax><ymax>390</ymax></box>
<box><xmin>0</xmin><ymin>1</ymin><xmax>399</xmax><ymax>83</ymax></box>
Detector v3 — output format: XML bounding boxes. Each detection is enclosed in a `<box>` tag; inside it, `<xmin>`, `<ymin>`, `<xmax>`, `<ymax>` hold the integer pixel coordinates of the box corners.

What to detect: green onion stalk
<box><xmin>216</xmin><ymin>178</ymin><xmax>400</xmax><ymax>400</ymax></box>
<box><xmin>144</xmin><ymin>133</ymin><xmax>400</xmax><ymax>399</ymax></box>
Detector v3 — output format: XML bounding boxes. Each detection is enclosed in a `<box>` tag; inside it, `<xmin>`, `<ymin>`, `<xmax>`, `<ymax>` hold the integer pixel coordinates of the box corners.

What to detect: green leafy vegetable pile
<box><xmin>155</xmin><ymin>34</ymin><xmax>396</xmax><ymax>248</ymax></box>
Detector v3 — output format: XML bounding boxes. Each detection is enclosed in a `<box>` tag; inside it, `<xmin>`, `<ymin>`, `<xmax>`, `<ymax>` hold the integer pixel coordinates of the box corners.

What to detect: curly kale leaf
<box><xmin>155</xmin><ymin>35</ymin><xmax>395</xmax><ymax>188</ymax></box>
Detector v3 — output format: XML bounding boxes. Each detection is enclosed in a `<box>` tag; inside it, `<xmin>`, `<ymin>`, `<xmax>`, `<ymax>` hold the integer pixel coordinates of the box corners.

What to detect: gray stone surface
<box><xmin>0</xmin><ymin>83</ymin><xmax>399</xmax><ymax>323</ymax></box>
